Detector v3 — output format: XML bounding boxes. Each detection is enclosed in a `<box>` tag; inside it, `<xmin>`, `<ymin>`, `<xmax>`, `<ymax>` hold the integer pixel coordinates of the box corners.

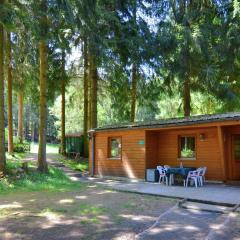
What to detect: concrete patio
<box><xmin>80</xmin><ymin>177</ymin><xmax>240</xmax><ymax>206</ymax></box>
<box><xmin>44</xmin><ymin>154</ymin><xmax>240</xmax><ymax>206</ymax></box>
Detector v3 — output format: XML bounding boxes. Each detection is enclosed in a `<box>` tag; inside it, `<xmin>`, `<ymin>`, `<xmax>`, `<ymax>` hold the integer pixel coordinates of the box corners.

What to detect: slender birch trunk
<box><xmin>17</xmin><ymin>90</ymin><xmax>24</xmax><ymax>143</ymax></box>
<box><xmin>6</xmin><ymin>32</ymin><xmax>13</xmax><ymax>153</ymax></box>
<box><xmin>61</xmin><ymin>50</ymin><xmax>66</xmax><ymax>155</ymax></box>
<box><xmin>0</xmin><ymin>17</ymin><xmax>6</xmax><ymax>175</ymax></box>
<box><xmin>83</xmin><ymin>39</ymin><xmax>89</xmax><ymax>157</ymax></box>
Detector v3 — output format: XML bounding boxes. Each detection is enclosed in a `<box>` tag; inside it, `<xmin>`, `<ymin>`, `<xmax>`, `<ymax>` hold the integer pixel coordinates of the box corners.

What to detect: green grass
<box><xmin>1</xmin><ymin>143</ymin><xmax>86</xmax><ymax>195</ymax></box>
<box><xmin>0</xmin><ymin>156</ymin><xmax>85</xmax><ymax>195</ymax></box>
<box><xmin>58</xmin><ymin>155</ymin><xmax>89</xmax><ymax>172</ymax></box>
<box><xmin>31</xmin><ymin>142</ymin><xmax>59</xmax><ymax>154</ymax></box>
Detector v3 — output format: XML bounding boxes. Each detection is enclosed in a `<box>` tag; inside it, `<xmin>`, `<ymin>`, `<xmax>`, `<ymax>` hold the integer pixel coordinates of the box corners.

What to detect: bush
<box><xmin>13</xmin><ymin>142</ymin><xmax>30</xmax><ymax>152</ymax></box>
<box><xmin>4</xmin><ymin>137</ymin><xmax>31</xmax><ymax>153</ymax></box>
<box><xmin>4</xmin><ymin>132</ymin><xmax>31</xmax><ymax>153</ymax></box>
<box><xmin>13</xmin><ymin>139</ymin><xmax>31</xmax><ymax>153</ymax></box>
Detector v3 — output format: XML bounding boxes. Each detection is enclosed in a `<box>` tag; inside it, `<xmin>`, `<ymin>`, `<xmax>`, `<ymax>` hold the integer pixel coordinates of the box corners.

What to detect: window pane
<box><xmin>180</xmin><ymin>136</ymin><xmax>195</xmax><ymax>158</ymax></box>
<box><xmin>110</xmin><ymin>138</ymin><xmax>121</xmax><ymax>158</ymax></box>
<box><xmin>234</xmin><ymin>135</ymin><xmax>240</xmax><ymax>161</ymax></box>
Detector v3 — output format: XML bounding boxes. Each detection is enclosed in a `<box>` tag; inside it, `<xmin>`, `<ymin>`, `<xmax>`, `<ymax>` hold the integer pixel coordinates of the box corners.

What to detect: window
<box><xmin>233</xmin><ymin>135</ymin><xmax>240</xmax><ymax>161</ymax></box>
<box><xmin>179</xmin><ymin>136</ymin><xmax>196</xmax><ymax>159</ymax></box>
<box><xmin>108</xmin><ymin>138</ymin><xmax>122</xmax><ymax>159</ymax></box>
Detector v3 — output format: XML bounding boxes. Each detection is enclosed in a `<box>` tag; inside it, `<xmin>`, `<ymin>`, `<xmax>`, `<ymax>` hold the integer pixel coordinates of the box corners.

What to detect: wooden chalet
<box><xmin>89</xmin><ymin>113</ymin><xmax>240</xmax><ymax>182</ymax></box>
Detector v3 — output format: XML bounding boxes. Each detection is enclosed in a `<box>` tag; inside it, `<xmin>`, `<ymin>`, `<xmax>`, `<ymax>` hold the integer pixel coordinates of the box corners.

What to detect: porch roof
<box><xmin>93</xmin><ymin>112</ymin><xmax>240</xmax><ymax>132</ymax></box>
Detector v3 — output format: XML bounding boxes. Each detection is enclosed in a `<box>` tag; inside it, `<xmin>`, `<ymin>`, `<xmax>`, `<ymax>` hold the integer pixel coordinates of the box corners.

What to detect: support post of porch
<box><xmin>217</xmin><ymin>126</ymin><xmax>226</xmax><ymax>181</ymax></box>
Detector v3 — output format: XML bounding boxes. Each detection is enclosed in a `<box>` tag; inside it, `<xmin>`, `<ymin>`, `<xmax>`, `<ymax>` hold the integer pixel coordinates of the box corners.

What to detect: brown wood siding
<box><xmin>92</xmin><ymin>130</ymin><xmax>146</xmax><ymax>179</ymax></box>
<box><xmin>156</xmin><ymin>127</ymin><xmax>224</xmax><ymax>180</ymax></box>
<box><xmin>223</xmin><ymin>126</ymin><xmax>240</xmax><ymax>180</ymax></box>
<box><xmin>90</xmin><ymin>122</ymin><xmax>240</xmax><ymax>181</ymax></box>
<box><xmin>145</xmin><ymin>131</ymin><xmax>158</xmax><ymax>169</ymax></box>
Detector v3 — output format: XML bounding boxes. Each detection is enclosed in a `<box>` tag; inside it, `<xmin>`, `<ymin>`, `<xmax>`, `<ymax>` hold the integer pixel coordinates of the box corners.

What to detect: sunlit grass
<box><xmin>57</xmin><ymin>155</ymin><xmax>89</xmax><ymax>172</ymax></box>
<box><xmin>0</xmin><ymin>159</ymin><xmax>85</xmax><ymax>195</ymax></box>
<box><xmin>31</xmin><ymin>142</ymin><xmax>59</xmax><ymax>154</ymax></box>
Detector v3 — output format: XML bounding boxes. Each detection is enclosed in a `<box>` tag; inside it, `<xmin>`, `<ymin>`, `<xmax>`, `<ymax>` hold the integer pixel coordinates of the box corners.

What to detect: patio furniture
<box><xmin>157</xmin><ymin>166</ymin><xmax>169</xmax><ymax>185</ymax></box>
<box><xmin>163</xmin><ymin>165</ymin><xmax>174</xmax><ymax>185</ymax></box>
<box><xmin>184</xmin><ymin>168</ymin><xmax>203</xmax><ymax>188</ymax></box>
<box><xmin>165</xmin><ymin>167</ymin><xmax>196</xmax><ymax>186</ymax></box>
<box><xmin>196</xmin><ymin>167</ymin><xmax>207</xmax><ymax>186</ymax></box>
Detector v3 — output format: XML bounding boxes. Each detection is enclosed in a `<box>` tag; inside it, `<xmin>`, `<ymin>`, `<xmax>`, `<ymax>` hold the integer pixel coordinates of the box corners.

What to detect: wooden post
<box><xmin>217</xmin><ymin>126</ymin><xmax>226</xmax><ymax>181</ymax></box>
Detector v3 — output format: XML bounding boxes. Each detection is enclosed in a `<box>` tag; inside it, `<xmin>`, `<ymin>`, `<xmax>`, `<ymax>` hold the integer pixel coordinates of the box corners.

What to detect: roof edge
<box><xmin>90</xmin><ymin>113</ymin><xmax>240</xmax><ymax>132</ymax></box>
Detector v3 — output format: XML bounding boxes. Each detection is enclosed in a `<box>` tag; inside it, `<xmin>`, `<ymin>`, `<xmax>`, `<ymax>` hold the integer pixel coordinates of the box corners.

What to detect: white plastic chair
<box><xmin>197</xmin><ymin>167</ymin><xmax>207</xmax><ymax>186</ymax></box>
<box><xmin>163</xmin><ymin>165</ymin><xmax>174</xmax><ymax>185</ymax></box>
<box><xmin>164</xmin><ymin>165</ymin><xmax>170</xmax><ymax>169</ymax></box>
<box><xmin>184</xmin><ymin>170</ymin><xmax>200</xmax><ymax>188</ymax></box>
<box><xmin>157</xmin><ymin>166</ymin><xmax>169</xmax><ymax>185</ymax></box>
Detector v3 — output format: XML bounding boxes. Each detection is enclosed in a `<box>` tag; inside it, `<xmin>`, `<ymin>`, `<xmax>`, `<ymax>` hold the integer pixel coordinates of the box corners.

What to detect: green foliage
<box><xmin>180</xmin><ymin>148</ymin><xmax>195</xmax><ymax>158</ymax></box>
<box><xmin>0</xmin><ymin>159</ymin><xmax>84</xmax><ymax>194</ymax></box>
<box><xmin>57</xmin><ymin>155</ymin><xmax>88</xmax><ymax>172</ymax></box>
<box><xmin>13</xmin><ymin>138</ymin><xmax>31</xmax><ymax>153</ymax></box>
<box><xmin>3</xmin><ymin>0</ymin><xmax>240</xmax><ymax>141</ymax></box>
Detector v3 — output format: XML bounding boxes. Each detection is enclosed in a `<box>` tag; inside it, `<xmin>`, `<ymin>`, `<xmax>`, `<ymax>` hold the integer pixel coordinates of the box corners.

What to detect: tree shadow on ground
<box><xmin>1</xmin><ymin>184</ymin><xmax>238</xmax><ymax>240</ymax></box>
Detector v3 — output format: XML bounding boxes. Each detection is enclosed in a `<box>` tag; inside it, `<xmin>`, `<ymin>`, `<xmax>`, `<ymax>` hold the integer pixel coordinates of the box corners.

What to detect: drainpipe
<box><xmin>88</xmin><ymin>130</ymin><xmax>95</xmax><ymax>177</ymax></box>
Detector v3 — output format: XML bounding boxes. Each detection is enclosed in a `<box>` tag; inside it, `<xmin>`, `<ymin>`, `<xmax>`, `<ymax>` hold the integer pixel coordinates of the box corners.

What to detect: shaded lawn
<box><xmin>0</xmin><ymin>186</ymin><xmax>177</xmax><ymax>240</ymax></box>
<box><xmin>0</xmin><ymin>153</ymin><xmax>84</xmax><ymax>195</ymax></box>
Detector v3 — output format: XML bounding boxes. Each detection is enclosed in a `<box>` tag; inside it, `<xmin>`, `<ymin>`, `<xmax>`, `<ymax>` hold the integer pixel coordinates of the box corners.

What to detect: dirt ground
<box><xmin>0</xmin><ymin>185</ymin><xmax>176</xmax><ymax>240</ymax></box>
<box><xmin>0</xmin><ymin>184</ymin><xmax>240</xmax><ymax>240</ymax></box>
<box><xmin>1</xmin><ymin>150</ymin><xmax>239</xmax><ymax>240</ymax></box>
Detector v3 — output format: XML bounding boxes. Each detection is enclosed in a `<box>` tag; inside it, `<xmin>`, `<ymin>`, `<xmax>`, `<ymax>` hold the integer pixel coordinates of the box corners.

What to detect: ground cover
<box><xmin>0</xmin><ymin>150</ymin><xmax>84</xmax><ymax>195</ymax></box>
<box><xmin>57</xmin><ymin>154</ymin><xmax>89</xmax><ymax>173</ymax></box>
<box><xmin>0</xmin><ymin>186</ymin><xmax>177</xmax><ymax>240</ymax></box>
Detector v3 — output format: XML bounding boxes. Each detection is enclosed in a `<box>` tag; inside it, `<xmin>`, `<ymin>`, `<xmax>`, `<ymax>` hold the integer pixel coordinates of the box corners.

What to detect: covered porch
<box><xmin>145</xmin><ymin>124</ymin><xmax>240</xmax><ymax>182</ymax></box>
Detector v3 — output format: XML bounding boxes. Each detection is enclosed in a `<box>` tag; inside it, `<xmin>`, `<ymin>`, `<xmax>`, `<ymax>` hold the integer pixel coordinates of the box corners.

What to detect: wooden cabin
<box><xmin>89</xmin><ymin>113</ymin><xmax>240</xmax><ymax>182</ymax></box>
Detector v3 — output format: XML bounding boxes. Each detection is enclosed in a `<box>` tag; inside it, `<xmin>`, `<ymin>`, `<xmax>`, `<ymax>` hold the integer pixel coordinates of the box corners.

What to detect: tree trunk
<box><xmin>0</xmin><ymin>19</ymin><xmax>6</xmax><ymax>175</ymax></box>
<box><xmin>17</xmin><ymin>90</ymin><xmax>24</xmax><ymax>143</ymax></box>
<box><xmin>38</xmin><ymin>41</ymin><xmax>48</xmax><ymax>172</ymax></box>
<box><xmin>130</xmin><ymin>1</ymin><xmax>138</xmax><ymax>123</ymax></box>
<box><xmin>83</xmin><ymin>39</ymin><xmax>89</xmax><ymax>157</ymax></box>
<box><xmin>183</xmin><ymin>79</ymin><xmax>191</xmax><ymax>117</ymax></box>
<box><xmin>61</xmin><ymin>50</ymin><xmax>66</xmax><ymax>155</ymax></box>
<box><xmin>25</xmin><ymin>106</ymin><xmax>30</xmax><ymax>140</ymax></box>
<box><xmin>88</xmin><ymin>77</ymin><xmax>92</xmax><ymax>130</ymax></box>
<box><xmin>31</xmin><ymin>121</ymin><xmax>35</xmax><ymax>142</ymax></box>
<box><xmin>130</xmin><ymin>63</ymin><xmax>137</xmax><ymax>122</ymax></box>
<box><xmin>89</xmin><ymin>52</ymin><xmax>98</xmax><ymax>129</ymax></box>
<box><xmin>6</xmin><ymin>32</ymin><xmax>13</xmax><ymax>153</ymax></box>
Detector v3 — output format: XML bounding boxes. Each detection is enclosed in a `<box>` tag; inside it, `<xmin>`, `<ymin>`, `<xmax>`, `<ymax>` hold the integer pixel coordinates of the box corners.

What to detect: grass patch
<box><xmin>78</xmin><ymin>203</ymin><xmax>107</xmax><ymax>215</ymax></box>
<box><xmin>58</xmin><ymin>155</ymin><xmax>89</xmax><ymax>172</ymax></box>
<box><xmin>31</xmin><ymin>143</ymin><xmax>59</xmax><ymax>154</ymax></box>
<box><xmin>78</xmin><ymin>203</ymin><xmax>107</xmax><ymax>225</ymax></box>
<box><xmin>0</xmin><ymin>209</ymin><xmax>12</xmax><ymax>219</ymax></box>
<box><xmin>121</xmin><ymin>202</ymin><xmax>137</xmax><ymax>209</ymax></box>
<box><xmin>39</xmin><ymin>207</ymin><xmax>67</xmax><ymax>217</ymax></box>
<box><xmin>0</xmin><ymin>158</ymin><xmax>85</xmax><ymax>195</ymax></box>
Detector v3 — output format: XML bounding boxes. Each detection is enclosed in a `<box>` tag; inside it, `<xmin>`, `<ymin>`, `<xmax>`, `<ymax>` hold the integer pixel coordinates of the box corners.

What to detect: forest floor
<box><xmin>0</xmin><ymin>150</ymin><xmax>239</xmax><ymax>240</ymax></box>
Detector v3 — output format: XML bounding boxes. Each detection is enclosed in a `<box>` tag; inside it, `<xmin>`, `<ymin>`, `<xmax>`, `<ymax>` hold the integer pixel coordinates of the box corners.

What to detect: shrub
<box><xmin>13</xmin><ymin>140</ymin><xmax>31</xmax><ymax>153</ymax></box>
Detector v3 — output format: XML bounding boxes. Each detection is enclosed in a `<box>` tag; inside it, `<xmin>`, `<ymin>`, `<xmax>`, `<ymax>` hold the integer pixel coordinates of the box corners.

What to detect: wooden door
<box><xmin>230</xmin><ymin>134</ymin><xmax>240</xmax><ymax>180</ymax></box>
